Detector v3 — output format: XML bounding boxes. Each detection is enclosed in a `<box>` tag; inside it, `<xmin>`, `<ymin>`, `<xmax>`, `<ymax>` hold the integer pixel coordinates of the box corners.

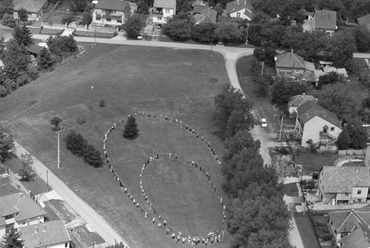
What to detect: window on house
<box><xmin>158</xmin><ymin>16</ymin><xmax>162</xmax><ymax>21</ymax></box>
<box><xmin>165</xmin><ymin>9</ymin><xmax>170</xmax><ymax>13</ymax></box>
<box><xmin>357</xmin><ymin>190</ymin><xmax>362</xmax><ymax>194</ymax></box>
<box><xmin>117</xmin><ymin>19</ymin><xmax>122</xmax><ymax>23</ymax></box>
<box><xmin>237</xmin><ymin>12</ymin><xmax>241</xmax><ymax>18</ymax></box>
<box><xmin>344</xmin><ymin>193</ymin><xmax>349</xmax><ymax>196</ymax></box>
<box><xmin>330</xmin><ymin>127</ymin><xmax>335</xmax><ymax>131</ymax></box>
<box><xmin>96</xmin><ymin>16</ymin><xmax>101</xmax><ymax>21</ymax></box>
<box><xmin>65</xmin><ymin>243</ymin><xmax>68</xmax><ymax>248</ymax></box>
<box><xmin>4</xmin><ymin>214</ymin><xmax>14</xmax><ymax>220</ymax></box>
<box><xmin>106</xmin><ymin>18</ymin><xmax>111</xmax><ymax>22</ymax></box>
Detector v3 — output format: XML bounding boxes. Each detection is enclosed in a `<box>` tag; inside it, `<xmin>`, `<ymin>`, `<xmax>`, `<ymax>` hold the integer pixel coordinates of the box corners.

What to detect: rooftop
<box><xmin>288</xmin><ymin>94</ymin><xmax>316</xmax><ymax>108</ymax></box>
<box><xmin>314</xmin><ymin>10</ymin><xmax>337</xmax><ymax>30</ymax></box>
<box><xmin>341</xmin><ymin>224</ymin><xmax>370</xmax><ymax>248</ymax></box>
<box><xmin>297</xmin><ymin>101</ymin><xmax>341</xmax><ymax>127</ymax></box>
<box><xmin>153</xmin><ymin>0</ymin><xmax>176</xmax><ymax>9</ymax></box>
<box><xmin>358</xmin><ymin>14</ymin><xmax>370</xmax><ymax>27</ymax></box>
<box><xmin>193</xmin><ymin>7</ymin><xmax>217</xmax><ymax>24</ymax></box>
<box><xmin>13</xmin><ymin>0</ymin><xmax>47</xmax><ymax>12</ymax></box>
<box><xmin>275</xmin><ymin>51</ymin><xmax>306</xmax><ymax>70</ymax></box>
<box><xmin>226</xmin><ymin>0</ymin><xmax>254</xmax><ymax>14</ymax></box>
<box><xmin>320</xmin><ymin>166</ymin><xmax>370</xmax><ymax>193</ymax></box>
<box><xmin>95</xmin><ymin>0</ymin><xmax>130</xmax><ymax>11</ymax></box>
<box><xmin>19</xmin><ymin>220</ymin><xmax>71</xmax><ymax>247</ymax></box>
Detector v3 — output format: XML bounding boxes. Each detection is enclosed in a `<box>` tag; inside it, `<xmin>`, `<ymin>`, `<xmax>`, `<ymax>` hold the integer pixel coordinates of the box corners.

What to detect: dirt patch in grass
<box><xmin>0</xmin><ymin>45</ymin><xmax>228</xmax><ymax>248</ymax></box>
<box><xmin>294</xmin><ymin>212</ymin><xmax>321</xmax><ymax>248</ymax></box>
<box><xmin>294</xmin><ymin>152</ymin><xmax>339</xmax><ymax>175</ymax></box>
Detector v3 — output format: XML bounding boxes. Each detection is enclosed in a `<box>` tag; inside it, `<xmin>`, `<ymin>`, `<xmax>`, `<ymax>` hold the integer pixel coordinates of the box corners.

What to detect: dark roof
<box><xmin>193</xmin><ymin>7</ymin><xmax>217</xmax><ymax>24</ymax></box>
<box><xmin>297</xmin><ymin>101</ymin><xmax>341</xmax><ymax>127</ymax></box>
<box><xmin>153</xmin><ymin>0</ymin><xmax>176</xmax><ymax>9</ymax></box>
<box><xmin>19</xmin><ymin>220</ymin><xmax>71</xmax><ymax>247</ymax></box>
<box><xmin>26</xmin><ymin>44</ymin><xmax>43</xmax><ymax>55</ymax></box>
<box><xmin>288</xmin><ymin>94</ymin><xmax>316</xmax><ymax>108</ymax></box>
<box><xmin>275</xmin><ymin>51</ymin><xmax>306</xmax><ymax>70</ymax></box>
<box><xmin>330</xmin><ymin>211</ymin><xmax>352</xmax><ymax>232</ymax></box>
<box><xmin>342</xmin><ymin>225</ymin><xmax>370</xmax><ymax>248</ymax></box>
<box><xmin>358</xmin><ymin>14</ymin><xmax>370</xmax><ymax>26</ymax></box>
<box><xmin>320</xmin><ymin>166</ymin><xmax>370</xmax><ymax>193</ymax></box>
<box><xmin>95</xmin><ymin>0</ymin><xmax>130</xmax><ymax>11</ymax></box>
<box><xmin>314</xmin><ymin>10</ymin><xmax>337</xmax><ymax>30</ymax></box>
<box><xmin>13</xmin><ymin>0</ymin><xmax>47</xmax><ymax>12</ymax></box>
<box><xmin>226</xmin><ymin>0</ymin><xmax>254</xmax><ymax>15</ymax></box>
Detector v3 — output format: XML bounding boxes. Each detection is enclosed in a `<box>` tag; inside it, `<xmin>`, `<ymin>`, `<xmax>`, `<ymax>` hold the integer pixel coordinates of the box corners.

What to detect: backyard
<box><xmin>294</xmin><ymin>211</ymin><xmax>321</xmax><ymax>248</ymax></box>
<box><xmin>0</xmin><ymin>44</ymin><xmax>229</xmax><ymax>248</ymax></box>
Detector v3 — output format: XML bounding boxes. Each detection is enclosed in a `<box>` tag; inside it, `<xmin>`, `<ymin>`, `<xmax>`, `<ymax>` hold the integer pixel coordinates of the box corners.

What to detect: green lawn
<box><xmin>0</xmin><ymin>44</ymin><xmax>229</xmax><ymax>248</ymax></box>
<box><xmin>283</xmin><ymin>183</ymin><xmax>299</xmax><ymax>197</ymax></box>
<box><xmin>294</xmin><ymin>212</ymin><xmax>321</xmax><ymax>248</ymax></box>
<box><xmin>294</xmin><ymin>152</ymin><xmax>339</xmax><ymax>175</ymax></box>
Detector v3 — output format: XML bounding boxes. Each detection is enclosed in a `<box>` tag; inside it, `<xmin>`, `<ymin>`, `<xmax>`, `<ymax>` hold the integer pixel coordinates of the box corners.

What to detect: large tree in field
<box><xmin>123</xmin><ymin>115</ymin><xmax>139</xmax><ymax>139</ymax></box>
<box><xmin>0</xmin><ymin>125</ymin><xmax>14</xmax><ymax>161</ymax></box>
<box><xmin>13</xmin><ymin>25</ymin><xmax>33</xmax><ymax>46</ymax></box>
<box><xmin>212</xmin><ymin>84</ymin><xmax>254</xmax><ymax>140</ymax></box>
<box><xmin>122</xmin><ymin>15</ymin><xmax>146</xmax><ymax>39</ymax></box>
<box><xmin>38</xmin><ymin>47</ymin><xmax>53</xmax><ymax>71</ymax></box>
<box><xmin>316</xmin><ymin>83</ymin><xmax>360</xmax><ymax>123</ymax></box>
<box><xmin>2</xmin><ymin>39</ymin><xmax>29</xmax><ymax>80</ymax></box>
<box><xmin>0</xmin><ymin>228</ymin><xmax>24</xmax><ymax>248</ymax></box>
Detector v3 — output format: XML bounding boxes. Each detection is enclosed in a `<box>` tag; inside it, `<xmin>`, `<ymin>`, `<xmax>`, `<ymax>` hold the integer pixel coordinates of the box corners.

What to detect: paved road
<box><xmin>12</xmin><ymin>141</ymin><xmax>127</xmax><ymax>246</ymax></box>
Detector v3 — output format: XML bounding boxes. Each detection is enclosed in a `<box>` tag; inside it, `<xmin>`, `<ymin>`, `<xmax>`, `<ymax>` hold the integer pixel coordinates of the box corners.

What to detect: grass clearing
<box><xmin>294</xmin><ymin>212</ymin><xmax>321</xmax><ymax>248</ymax></box>
<box><xmin>0</xmin><ymin>44</ymin><xmax>229</xmax><ymax>248</ymax></box>
<box><xmin>294</xmin><ymin>152</ymin><xmax>339</xmax><ymax>175</ymax></box>
<box><xmin>283</xmin><ymin>183</ymin><xmax>299</xmax><ymax>197</ymax></box>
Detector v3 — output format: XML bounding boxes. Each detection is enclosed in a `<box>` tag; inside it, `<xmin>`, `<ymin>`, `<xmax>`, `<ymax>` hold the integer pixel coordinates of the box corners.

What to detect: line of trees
<box><xmin>212</xmin><ymin>85</ymin><xmax>291</xmax><ymax>248</ymax></box>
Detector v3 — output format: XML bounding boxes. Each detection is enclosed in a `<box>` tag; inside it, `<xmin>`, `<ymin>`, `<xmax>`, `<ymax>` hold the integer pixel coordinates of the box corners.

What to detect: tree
<box><xmin>38</xmin><ymin>47</ymin><xmax>53</xmax><ymax>71</ymax></box>
<box><xmin>336</xmin><ymin>129</ymin><xmax>351</xmax><ymax>150</ymax></box>
<box><xmin>317</xmin><ymin>72</ymin><xmax>342</xmax><ymax>89</ymax></box>
<box><xmin>47</xmin><ymin>35</ymin><xmax>78</xmax><ymax>57</ymax></box>
<box><xmin>271</xmin><ymin>78</ymin><xmax>306</xmax><ymax>104</ymax></box>
<box><xmin>17</xmin><ymin>8</ymin><xmax>28</xmax><ymax>22</ymax></box>
<box><xmin>1</xmin><ymin>13</ymin><xmax>16</xmax><ymax>28</ymax></box>
<box><xmin>352</xmin><ymin>25</ymin><xmax>370</xmax><ymax>52</ymax></box>
<box><xmin>65</xmin><ymin>131</ymin><xmax>87</xmax><ymax>157</ymax></box>
<box><xmin>329</xmin><ymin>30</ymin><xmax>357</xmax><ymax>69</ymax></box>
<box><xmin>346</xmin><ymin>119</ymin><xmax>367</xmax><ymax>149</ymax></box>
<box><xmin>176</xmin><ymin>0</ymin><xmax>191</xmax><ymax>12</ymax></box>
<box><xmin>2</xmin><ymin>40</ymin><xmax>29</xmax><ymax>80</ymax></box>
<box><xmin>0</xmin><ymin>228</ymin><xmax>24</xmax><ymax>248</ymax></box>
<box><xmin>13</xmin><ymin>25</ymin><xmax>34</xmax><ymax>46</ymax></box>
<box><xmin>123</xmin><ymin>115</ymin><xmax>139</xmax><ymax>139</ymax></box>
<box><xmin>0</xmin><ymin>85</ymin><xmax>7</xmax><ymax>97</ymax></box>
<box><xmin>316</xmin><ymin>83</ymin><xmax>360</xmax><ymax>123</ymax></box>
<box><xmin>0</xmin><ymin>0</ymin><xmax>13</xmax><ymax>20</ymax></box>
<box><xmin>212</xmin><ymin>84</ymin><xmax>254</xmax><ymax>140</ymax></box>
<box><xmin>106</xmin><ymin>242</ymin><xmax>125</xmax><ymax>248</ymax></box>
<box><xmin>252</xmin><ymin>75</ymin><xmax>272</xmax><ymax>97</ymax></box>
<box><xmin>50</xmin><ymin>117</ymin><xmax>62</xmax><ymax>131</ymax></box>
<box><xmin>83</xmin><ymin>144</ymin><xmax>103</xmax><ymax>167</ymax></box>
<box><xmin>122</xmin><ymin>15</ymin><xmax>146</xmax><ymax>39</ymax></box>
<box><xmin>163</xmin><ymin>14</ymin><xmax>194</xmax><ymax>41</ymax></box>
<box><xmin>0</xmin><ymin>125</ymin><xmax>13</xmax><ymax>161</ymax></box>
<box><xmin>191</xmin><ymin>22</ymin><xmax>217</xmax><ymax>43</ymax></box>
<box><xmin>136</xmin><ymin>0</ymin><xmax>150</xmax><ymax>14</ymax></box>
<box><xmin>213</xmin><ymin>22</ymin><xmax>244</xmax><ymax>44</ymax></box>
<box><xmin>18</xmin><ymin>153</ymin><xmax>36</xmax><ymax>181</ymax></box>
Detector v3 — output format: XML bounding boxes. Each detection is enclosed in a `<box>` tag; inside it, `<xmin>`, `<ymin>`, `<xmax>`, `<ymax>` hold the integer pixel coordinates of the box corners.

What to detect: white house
<box><xmin>295</xmin><ymin>101</ymin><xmax>342</xmax><ymax>147</ymax></box>
<box><xmin>225</xmin><ymin>0</ymin><xmax>254</xmax><ymax>20</ymax></box>
<box><xmin>0</xmin><ymin>193</ymin><xmax>46</xmax><ymax>237</ymax></box>
<box><xmin>318</xmin><ymin>166</ymin><xmax>370</xmax><ymax>204</ymax></box>
<box><xmin>92</xmin><ymin>0</ymin><xmax>132</xmax><ymax>26</ymax></box>
<box><xmin>13</xmin><ymin>0</ymin><xmax>48</xmax><ymax>20</ymax></box>
<box><xmin>152</xmin><ymin>0</ymin><xmax>176</xmax><ymax>25</ymax></box>
<box><xmin>19</xmin><ymin>220</ymin><xmax>72</xmax><ymax>248</ymax></box>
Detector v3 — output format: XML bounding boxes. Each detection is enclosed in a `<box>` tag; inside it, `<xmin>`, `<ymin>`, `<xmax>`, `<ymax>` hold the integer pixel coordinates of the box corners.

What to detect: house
<box><xmin>275</xmin><ymin>51</ymin><xmax>314</xmax><ymax>79</ymax></box>
<box><xmin>318</xmin><ymin>166</ymin><xmax>370</xmax><ymax>204</ymax></box>
<box><xmin>329</xmin><ymin>209</ymin><xmax>370</xmax><ymax>246</ymax></box>
<box><xmin>313</xmin><ymin>10</ymin><xmax>337</xmax><ymax>35</ymax></box>
<box><xmin>358</xmin><ymin>14</ymin><xmax>370</xmax><ymax>32</ymax></box>
<box><xmin>225</xmin><ymin>0</ymin><xmax>254</xmax><ymax>20</ymax></box>
<box><xmin>13</xmin><ymin>0</ymin><xmax>48</xmax><ymax>20</ymax></box>
<box><xmin>193</xmin><ymin>6</ymin><xmax>217</xmax><ymax>24</ymax></box>
<box><xmin>18</xmin><ymin>220</ymin><xmax>72</xmax><ymax>248</ymax></box>
<box><xmin>287</xmin><ymin>94</ymin><xmax>317</xmax><ymax>114</ymax></box>
<box><xmin>151</xmin><ymin>0</ymin><xmax>176</xmax><ymax>25</ymax></box>
<box><xmin>0</xmin><ymin>24</ymin><xmax>14</xmax><ymax>41</ymax></box>
<box><xmin>92</xmin><ymin>0</ymin><xmax>131</xmax><ymax>26</ymax></box>
<box><xmin>295</xmin><ymin>101</ymin><xmax>342</xmax><ymax>147</ymax></box>
<box><xmin>0</xmin><ymin>192</ymin><xmax>46</xmax><ymax>237</ymax></box>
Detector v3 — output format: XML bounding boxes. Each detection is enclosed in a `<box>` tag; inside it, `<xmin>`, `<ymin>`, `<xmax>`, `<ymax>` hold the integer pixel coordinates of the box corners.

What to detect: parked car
<box><xmin>261</xmin><ymin>118</ymin><xmax>267</xmax><ymax>128</ymax></box>
<box><xmin>137</xmin><ymin>33</ymin><xmax>143</xmax><ymax>40</ymax></box>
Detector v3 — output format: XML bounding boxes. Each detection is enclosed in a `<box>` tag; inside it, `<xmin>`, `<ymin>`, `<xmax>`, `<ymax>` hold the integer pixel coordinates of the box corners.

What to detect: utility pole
<box><xmin>46</xmin><ymin>170</ymin><xmax>49</xmax><ymax>191</ymax></box>
<box><xmin>94</xmin><ymin>24</ymin><xmax>97</xmax><ymax>47</ymax></box>
<box><xmin>279</xmin><ymin>116</ymin><xmax>284</xmax><ymax>141</ymax></box>
<box><xmin>57</xmin><ymin>130</ymin><xmax>61</xmax><ymax>169</ymax></box>
<box><xmin>260</xmin><ymin>61</ymin><xmax>265</xmax><ymax>75</ymax></box>
<box><xmin>246</xmin><ymin>23</ymin><xmax>250</xmax><ymax>44</ymax></box>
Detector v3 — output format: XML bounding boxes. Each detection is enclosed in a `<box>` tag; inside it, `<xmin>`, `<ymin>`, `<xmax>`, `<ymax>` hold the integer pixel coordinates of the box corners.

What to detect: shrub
<box><xmin>83</xmin><ymin>144</ymin><xmax>103</xmax><ymax>167</ymax></box>
<box><xmin>3</xmin><ymin>79</ymin><xmax>17</xmax><ymax>93</ymax></box>
<box><xmin>27</xmin><ymin>67</ymin><xmax>39</xmax><ymax>81</ymax></box>
<box><xmin>99</xmin><ymin>100</ymin><xmax>105</xmax><ymax>107</ymax></box>
<box><xmin>0</xmin><ymin>85</ymin><xmax>7</xmax><ymax>97</ymax></box>
<box><xmin>61</xmin><ymin>13</ymin><xmax>75</xmax><ymax>24</ymax></box>
<box><xmin>65</xmin><ymin>131</ymin><xmax>87</xmax><ymax>157</ymax></box>
<box><xmin>16</xmin><ymin>74</ymin><xmax>30</xmax><ymax>87</ymax></box>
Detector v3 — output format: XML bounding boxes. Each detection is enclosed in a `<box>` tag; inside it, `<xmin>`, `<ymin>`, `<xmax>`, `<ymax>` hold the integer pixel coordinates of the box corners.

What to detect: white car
<box><xmin>261</xmin><ymin>118</ymin><xmax>267</xmax><ymax>128</ymax></box>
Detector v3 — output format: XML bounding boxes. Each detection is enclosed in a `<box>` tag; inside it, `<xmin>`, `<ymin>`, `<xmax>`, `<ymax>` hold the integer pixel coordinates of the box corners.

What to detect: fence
<box><xmin>338</xmin><ymin>149</ymin><xmax>366</xmax><ymax>156</ymax></box>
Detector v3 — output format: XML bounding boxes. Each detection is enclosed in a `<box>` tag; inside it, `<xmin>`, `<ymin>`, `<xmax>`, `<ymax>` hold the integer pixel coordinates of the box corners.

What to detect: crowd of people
<box><xmin>102</xmin><ymin>112</ymin><xmax>226</xmax><ymax>246</ymax></box>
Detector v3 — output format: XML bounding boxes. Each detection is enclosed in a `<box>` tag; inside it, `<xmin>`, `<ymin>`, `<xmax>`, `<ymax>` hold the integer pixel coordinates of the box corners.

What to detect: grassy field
<box><xmin>0</xmin><ymin>44</ymin><xmax>229</xmax><ymax>248</ymax></box>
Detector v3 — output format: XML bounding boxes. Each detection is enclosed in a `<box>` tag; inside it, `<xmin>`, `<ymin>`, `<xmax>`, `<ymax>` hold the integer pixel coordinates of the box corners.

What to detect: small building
<box><xmin>275</xmin><ymin>51</ymin><xmax>311</xmax><ymax>78</ymax></box>
<box><xmin>318</xmin><ymin>166</ymin><xmax>370</xmax><ymax>204</ymax></box>
<box><xmin>152</xmin><ymin>0</ymin><xmax>176</xmax><ymax>25</ymax></box>
<box><xmin>193</xmin><ymin>6</ymin><xmax>217</xmax><ymax>25</ymax></box>
<box><xmin>0</xmin><ymin>193</ymin><xmax>46</xmax><ymax>237</ymax></box>
<box><xmin>13</xmin><ymin>0</ymin><xmax>48</xmax><ymax>20</ymax></box>
<box><xmin>18</xmin><ymin>220</ymin><xmax>72</xmax><ymax>248</ymax></box>
<box><xmin>287</xmin><ymin>94</ymin><xmax>317</xmax><ymax>114</ymax></box>
<box><xmin>225</xmin><ymin>0</ymin><xmax>254</xmax><ymax>20</ymax></box>
<box><xmin>0</xmin><ymin>24</ymin><xmax>14</xmax><ymax>41</ymax></box>
<box><xmin>358</xmin><ymin>14</ymin><xmax>370</xmax><ymax>32</ymax></box>
<box><xmin>295</xmin><ymin>101</ymin><xmax>342</xmax><ymax>147</ymax></box>
<box><xmin>313</xmin><ymin>10</ymin><xmax>337</xmax><ymax>35</ymax></box>
<box><xmin>92</xmin><ymin>0</ymin><xmax>131</xmax><ymax>26</ymax></box>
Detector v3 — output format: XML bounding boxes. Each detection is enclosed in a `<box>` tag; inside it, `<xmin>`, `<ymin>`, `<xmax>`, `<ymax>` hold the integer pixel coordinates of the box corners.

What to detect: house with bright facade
<box><xmin>19</xmin><ymin>220</ymin><xmax>71</xmax><ymax>248</ymax></box>
<box><xmin>295</xmin><ymin>101</ymin><xmax>342</xmax><ymax>147</ymax></box>
<box><xmin>92</xmin><ymin>0</ymin><xmax>132</xmax><ymax>26</ymax></box>
<box><xmin>152</xmin><ymin>0</ymin><xmax>176</xmax><ymax>25</ymax></box>
<box><xmin>225</xmin><ymin>0</ymin><xmax>254</xmax><ymax>20</ymax></box>
<box><xmin>0</xmin><ymin>192</ymin><xmax>46</xmax><ymax>237</ymax></box>
<box><xmin>318</xmin><ymin>166</ymin><xmax>370</xmax><ymax>204</ymax></box>
<box><xmin>13</xmin><ymin>0</ymin><xmax>48</xmax><ymax>20</ymax></box>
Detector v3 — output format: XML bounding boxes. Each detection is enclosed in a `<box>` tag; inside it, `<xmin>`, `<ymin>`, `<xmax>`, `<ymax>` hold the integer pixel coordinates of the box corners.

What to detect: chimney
<box><xmin>42</xmin><ymin>224</ymin><xmax>46</xmax><ymax>232</ymax></box>
<box><xmin>34</xmin><ymin>226</ymin><xmax>38</xmax><ymax>234</ymax></box>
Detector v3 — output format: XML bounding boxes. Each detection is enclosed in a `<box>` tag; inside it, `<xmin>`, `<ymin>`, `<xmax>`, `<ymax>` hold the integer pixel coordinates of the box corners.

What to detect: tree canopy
<box><xmin>13</xmin><ymin>25</ymin><xmax>34</xmax><ymax>47</ymax></box>
<box><xmin>122</xmin><ymin>14</ymin><xmax>146</xmax><ymax>39</ymax></box>
<box><xmin>0</xmin><ymin>125</ymin><xmax>13</xmax><ymax>161</ymax></box>
<box><xmin>0</xmin><ymin>228</ymin><xmax>24</xmax><ymax>248</ymax></box>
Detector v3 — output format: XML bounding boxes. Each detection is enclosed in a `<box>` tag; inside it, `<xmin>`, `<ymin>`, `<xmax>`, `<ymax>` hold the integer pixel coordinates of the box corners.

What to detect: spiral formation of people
<box><xmin>102</xmin><ymin>112</ymin><xmax>227</xmax><ymax>247</ymax></box>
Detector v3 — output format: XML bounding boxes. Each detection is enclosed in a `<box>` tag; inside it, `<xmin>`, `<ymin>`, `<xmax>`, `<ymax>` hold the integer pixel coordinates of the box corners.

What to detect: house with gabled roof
<box><xmin>0</xmin><ymin>192</ymin><xmax>46</xmax><ymax>237</ymax></box>
<box><xmin>0</xmin><ymin>24</ymin><xmax>14</xmax><ymax>41</ymax></box>
<box><xmin>92</xmin><ymin>0</ymin><xmax>132</xmax><ymax>26</ymax></box>
<box><xmin>152</xmin><ymin>0</ymin><xmax>176</xmax><ymax>25</ymax></box>
<box><xmin>12</xmin><ymin>0</ymin><xmax>48</xmax><ymax>20</ymax></box>
<box><xmin>225</xmin><ymin>0</ymin><xmax>254</xmax><ymax>20</ymax></box>
<box><xmin>313</xmin><ymin>9</ymin><xmax>337</xmax><ymax>35</ymax></box>
<box><xmin>288</xmin><ymin>94</ymin><xmax>317</xmax><ymax>114</ymax></box>
<box><xmin>19</xmin><ymin>220</ymin><xmax>71</xmax><ymax>248</ymax></box>
<box><xmin>275</xmin><ymin>51</ymin><xmax>315</xmax><ymax>80</ymax></box>
<box><xmin>295</xmin><ymin>101</ymin><xmax>342</xmax><ymax>147</ymax></box>
<box><xmin>193</xmin><ymin>6</ymin><xmax>217</xmax><ymax>24</ymax></box>
<box><xmin>342</xmin><ymin>223</ymin><xmax>370</xmax><ymax>248</ymax></box>
<box><xmin>357</xmin><ymin>14</ymin><xmax>370</xmax><ymax>32</ymax></box>
<box><xmin>318</xmin><ymin>167</ymin><xmax>370</xmax><ymax>204</ymax></box>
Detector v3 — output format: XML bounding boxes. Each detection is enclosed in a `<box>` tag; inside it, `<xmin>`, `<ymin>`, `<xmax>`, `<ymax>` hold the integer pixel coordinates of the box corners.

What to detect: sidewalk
<box><xmin>12</xmin><ymin>141</ymin><xmax>128</xmax><ymax>246</ymax></box>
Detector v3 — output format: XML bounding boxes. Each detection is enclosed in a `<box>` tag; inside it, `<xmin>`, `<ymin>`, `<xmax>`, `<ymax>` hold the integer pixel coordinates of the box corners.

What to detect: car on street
<box><xmin>137</xmin><ymin>33</ymin><xmax>143</xmax><ymax>40</ymax></box>
<box><xmin>261</xmin><ymin>118</ymin><xmax>267</xmax><ymax>128</ymax></box>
